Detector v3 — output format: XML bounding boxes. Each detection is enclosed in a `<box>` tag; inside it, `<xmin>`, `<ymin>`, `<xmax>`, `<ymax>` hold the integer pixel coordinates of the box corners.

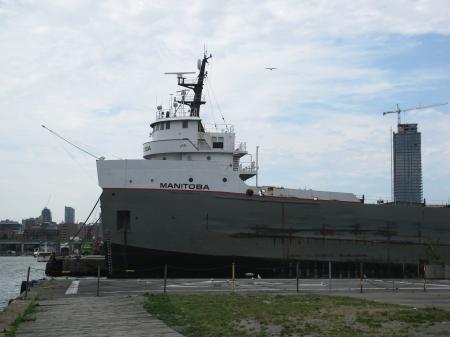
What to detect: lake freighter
<box><xmin>97</xmin><ymin>53</ymin><xmax>450</xmax><ymax>278</ymax></box>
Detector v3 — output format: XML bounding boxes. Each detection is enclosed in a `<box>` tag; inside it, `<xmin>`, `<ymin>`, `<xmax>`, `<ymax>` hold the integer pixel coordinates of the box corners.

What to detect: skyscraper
<box><xmin>393</xmin><ymin>123</ymin><xmax>423</xmax><ymax>203</ymax></box>
<box><xmin>41</xmin><ymin>207</ymin><xmax>52</xmax><ymax>224</ymax></box>
<box><xmin>65</xmin><ymin>206</ymin><xmax>75</xmax><ymax>224</ymax></box>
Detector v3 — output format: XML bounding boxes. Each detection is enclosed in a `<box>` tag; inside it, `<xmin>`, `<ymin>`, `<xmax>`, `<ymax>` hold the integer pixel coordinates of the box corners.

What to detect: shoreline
<box><xmin>0</xmin><ymin>279</ymin><xmax>45</xmax><ymax>336</ymax></box>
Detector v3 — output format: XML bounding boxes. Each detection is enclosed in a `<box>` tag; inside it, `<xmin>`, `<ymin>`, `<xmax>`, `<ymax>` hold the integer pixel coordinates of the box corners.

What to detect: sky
<box><xmin>1</xmin><ymin>0</ymin><xmax>450</xmax><ymax>223</ymax></box>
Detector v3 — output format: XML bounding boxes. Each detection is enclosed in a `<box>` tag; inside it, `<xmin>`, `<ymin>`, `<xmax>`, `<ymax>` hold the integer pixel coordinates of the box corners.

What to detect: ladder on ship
<box><xmin>106</xmin><ymin>234</ymin><xmax>113</xmax><ymax>276</ymax></box>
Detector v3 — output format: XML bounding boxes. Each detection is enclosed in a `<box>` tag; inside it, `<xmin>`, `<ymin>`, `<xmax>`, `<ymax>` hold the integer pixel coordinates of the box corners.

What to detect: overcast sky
<box><xmin>1</xmin><ymin>0</ymin><xmax>450</xmax><ymax>223</ymax></box>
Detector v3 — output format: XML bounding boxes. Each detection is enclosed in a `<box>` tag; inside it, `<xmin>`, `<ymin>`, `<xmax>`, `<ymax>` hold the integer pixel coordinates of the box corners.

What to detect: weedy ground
<box><xmin>144</xmin><ymin>293</ymin><xmax>450</xmax><ymax>337</ymax></box>
<box><xmin>5</xmin><ymin>300</ymin><xmax>39</xmax><ymax>337</ymax></box>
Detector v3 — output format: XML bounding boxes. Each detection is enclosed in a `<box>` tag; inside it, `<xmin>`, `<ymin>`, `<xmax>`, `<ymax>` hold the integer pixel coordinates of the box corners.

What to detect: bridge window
<box><xmin>155</xmin><ymin>124</ymin><xmax>159</xmax><ymax>131</ymax></box>
<box><xmin>166</xmin><ymin>122</ymin><xmax>171</xmax><ymax>129</ymax></box>
<box><xmin>212</xmin><ymin>136</ymin><xmax>224</xmax><ymax>149</ymax></box>
<box><xmin>183</xmin><ymin>120</ymin><xmax>188</xmax><ymax>128</ymax></box>
<box><xmin>161</xmin><ymin>122</ymin><xmax>165</xmax><ymax>130</ymax></box>
<box><xmin>117</xmin><ymin>210</ymin><xmax>130</xmax><ymax>231</ymax></box>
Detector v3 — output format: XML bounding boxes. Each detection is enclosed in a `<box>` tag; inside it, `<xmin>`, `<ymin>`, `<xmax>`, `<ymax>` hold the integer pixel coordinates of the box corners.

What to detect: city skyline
<box><xmin>1</xmin><ymin>1</ymin><xmax>450</xmax><ymax>221</ymax></box>
<box><xmin>1</xmin><ymin>205</ymin><xmax>80</xmax><ymax>225</ymax></box>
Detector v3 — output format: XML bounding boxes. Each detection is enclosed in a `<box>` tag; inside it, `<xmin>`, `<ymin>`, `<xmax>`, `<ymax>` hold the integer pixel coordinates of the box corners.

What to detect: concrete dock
<box><xmin>5</xmin><ymin>277</ymin><xmax>450</xmax><ymax>336</ymax></box>
<box><xmin>11</xmin><ymin>278</ymin><xmax>184</xmax><ymax>337</ymax></box>
<box><xmin>16</xmin><ymin>296</ymin><xmax>182</xmax><ymax>337</ymax></box>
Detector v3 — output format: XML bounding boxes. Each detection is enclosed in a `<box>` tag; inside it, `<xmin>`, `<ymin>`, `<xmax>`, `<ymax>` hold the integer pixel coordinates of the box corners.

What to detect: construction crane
<box><xmin>382</xmin><ymin>102</ymin><xmax>448</xmax><ymax>124</ymax></box>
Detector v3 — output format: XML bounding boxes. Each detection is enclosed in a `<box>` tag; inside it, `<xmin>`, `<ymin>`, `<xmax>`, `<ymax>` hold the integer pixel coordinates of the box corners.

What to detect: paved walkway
<box><xmin>16</xmin><ymin>295</ymin><xmax>183</xmax><ymax>337</ymax></box>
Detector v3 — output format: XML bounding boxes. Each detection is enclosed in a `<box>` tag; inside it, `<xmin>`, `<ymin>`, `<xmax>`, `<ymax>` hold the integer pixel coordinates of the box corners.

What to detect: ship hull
<box><xmin>101</xmin><ymin>188</ymin><xmax>450</xmax><ymax>278</ymax></box>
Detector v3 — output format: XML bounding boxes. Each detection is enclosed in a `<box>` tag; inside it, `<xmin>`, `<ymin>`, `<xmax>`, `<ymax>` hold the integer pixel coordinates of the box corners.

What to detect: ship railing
<box><xmin>357</xmin><ymin>195</ymin><xmax>392</xmax><ymax>205</ymax></box>
<box><xmin>174</xmin><ymin>93</ymin><xmax>202</xmax><ymax>103</ymax></box>
<box><xmin>154</xmin><ymin>108</ymin><xmax>198</xmax><ymax>120</ymax></box>
<box><xmin>203</xmin><ymin>123</ymin><xmax>235</xmax><ymax>133</ymax></box>
<box><xmin>360</xmin><ymin>195</ymin><xmax>450</xmax><ymax>207</ymax></box>
<box><xmin>235</xmin><ymin>142</ymin><xmax>246</xmax><ymax>152</ymax></box>
<box><xmin>179</xmin><ymin>77</ymin><xmax>198</xmax><ymax>86</ymax></box>
<box><xmin>239</xmin><ymin>161</ymin><xmax>256</xmax><ymax>173</ymax></box>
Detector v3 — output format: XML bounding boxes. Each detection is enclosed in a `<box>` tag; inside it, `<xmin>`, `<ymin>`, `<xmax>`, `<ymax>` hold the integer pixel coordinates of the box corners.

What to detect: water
<box><xmin>0</xmin><ymin>256</ymin><xmax>46</xmax><ymax>311</ymax></box>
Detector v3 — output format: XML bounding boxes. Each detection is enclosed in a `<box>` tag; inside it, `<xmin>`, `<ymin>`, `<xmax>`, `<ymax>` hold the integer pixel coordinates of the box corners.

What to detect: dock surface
<box><xmin>16</xmin><ymin>279</ymin><xmax>183</xmax><ymax>337</ymax></box>
<box><xmin>13</xmin><ymin>277</ymin><xmax>450</xmax><ymax>336</ymax></box>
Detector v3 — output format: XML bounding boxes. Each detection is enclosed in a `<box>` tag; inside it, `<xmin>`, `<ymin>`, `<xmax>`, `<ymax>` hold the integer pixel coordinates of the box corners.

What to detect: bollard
<box><xmin>296</xmin><ymin>262</ymin><xmax>299</xmax><ymax>293</ymax></box>
<box><xmin>25</xmin><ymin>266</ymin><xmax>31</xmax><ymax>299</ymax></box>
<box><xmin>359</xmin><ymin>263</ymin><xmax>363</xmax><ymax>293</ymax></box>
<box><xmin>164</xmin><ymin>264</ymin><xmax>168</xmax><ymax>294</ymax></box>
<box><xmin>328</xmin><ymin>261</ymin><xmax>332</xmax><ymax>292</ymax></box>
<box><xmin>232</xmin><ymin>262</ymin><xmax>235</xmax><ymax>291</ymax></box>
<box><xmin>423</xmin><ymin>265</ymin><xmax>427</xmax><ymax>292</ymax></box>
<box><xmin>96</xmin><ymin>263</ymin><xmax>100</xmax><ymax>297</ymax></box>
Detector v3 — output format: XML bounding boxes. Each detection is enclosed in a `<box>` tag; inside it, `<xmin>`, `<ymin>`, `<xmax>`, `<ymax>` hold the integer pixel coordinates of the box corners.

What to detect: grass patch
<box><xmin>144</xmin><ymin>293</ymin><xmax>450</xmax><ymax>337</ymax></box>
<box><xmin>5</xmin><ymin>300</ymin><xmax>39</xmax><ymax>337</ymax></box>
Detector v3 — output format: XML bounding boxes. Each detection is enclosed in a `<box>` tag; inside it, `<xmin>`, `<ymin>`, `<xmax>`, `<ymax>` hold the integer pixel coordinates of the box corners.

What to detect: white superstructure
<box><xmin>97</xmin><ymin>52</ymin><xmax>360</xmax><ymax>203</ymax></box>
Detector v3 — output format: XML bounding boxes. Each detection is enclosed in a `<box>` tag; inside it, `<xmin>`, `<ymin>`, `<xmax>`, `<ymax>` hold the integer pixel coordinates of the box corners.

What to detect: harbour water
<box><xmin>0</xmin><ymin>256</ymin><xmax>46</xmax><ymax>311</ymax></box>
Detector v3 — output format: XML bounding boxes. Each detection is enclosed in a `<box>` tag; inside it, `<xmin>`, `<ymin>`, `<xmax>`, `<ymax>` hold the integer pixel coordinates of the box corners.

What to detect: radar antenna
<box><xmin>164</xmin><ymin>72</ymin><xmax>196</xmax><ymax>79</ymax></box>
<box><xmin>382</xmin><ymin>102</ymin><xmax>448</xmax><ymax>124</ymax></box>
<box><xmin>165</xmin><ymin>52</ymin><xmax>212</xmax><ymax>117</ymax></box>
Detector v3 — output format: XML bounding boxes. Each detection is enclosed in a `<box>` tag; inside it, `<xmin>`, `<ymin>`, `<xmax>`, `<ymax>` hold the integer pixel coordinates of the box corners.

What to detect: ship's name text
<box><xmin>160</xmin><ymin>183</ymin><xmax>210</xmax><ymax>190</ymax></box>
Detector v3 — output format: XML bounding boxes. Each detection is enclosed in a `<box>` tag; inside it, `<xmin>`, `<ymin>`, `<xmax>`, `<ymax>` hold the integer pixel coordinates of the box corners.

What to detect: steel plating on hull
<box><xmin>97</xmin><ymin>52</ymin><xmax>450</xmax><ymax>278</ymax></box>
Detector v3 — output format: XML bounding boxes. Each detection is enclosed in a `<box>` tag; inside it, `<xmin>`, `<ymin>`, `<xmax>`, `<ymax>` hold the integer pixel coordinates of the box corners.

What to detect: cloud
<box><xmin>1</xmin><ymin>0</ymin><xmax>450</xmax><ymax>221</ymax></box>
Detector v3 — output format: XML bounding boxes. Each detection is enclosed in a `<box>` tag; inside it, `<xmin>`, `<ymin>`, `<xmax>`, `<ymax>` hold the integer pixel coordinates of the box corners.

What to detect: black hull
<box><xmin>100</xmin><ymin>189</ymin><xmax>450</xmax><ymax>279</ymax></box>
<box><xmin>107</xmin><ymin>243</ymin><xmax>422</xmax><ymax>279</ymax></box>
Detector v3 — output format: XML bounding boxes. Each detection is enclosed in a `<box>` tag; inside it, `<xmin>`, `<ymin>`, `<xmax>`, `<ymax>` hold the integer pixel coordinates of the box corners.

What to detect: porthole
<box><xmin>112</xmin><ymin>192</ymin><xmax>116</xmax><ymax>196</ymax></box>
<box><xmin>150</xmin><ymin>178</ymin><xmax>154</xmax><ymax>183</ymax></box>
<box><xmin>163</xmin><ymin>157</ymin><xmax>166</xmax><ymax>160</ymax></box>
<box><xmin>222</xmin><ymin>177</ymin><xmax>227</xmax><ymax>182</ymax></box>
<box><xmin>189</xmin><ymin>177</ymin><xmax>194</xmax><ymax>182</ymax></box>
<box><xmin>129</xmin><ymin>179</ymin><xmax>133</xmax><ymax>183</ymax></box>
<box><xmin>207</xmin><ymin>156</ymin><xmax>211</xmax><ymax>160</ymax></box>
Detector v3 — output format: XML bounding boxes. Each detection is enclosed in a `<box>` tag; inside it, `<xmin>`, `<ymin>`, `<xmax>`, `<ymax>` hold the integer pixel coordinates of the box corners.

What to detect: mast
<box><xmin>176</xmin><ymin>52</ymin><xmax>212</xmax><ymax>117</ymax></box>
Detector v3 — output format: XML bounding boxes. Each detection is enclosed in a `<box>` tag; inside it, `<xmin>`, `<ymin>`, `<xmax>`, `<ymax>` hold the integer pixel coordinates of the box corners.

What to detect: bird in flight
<box><xmin>265</xmin><ymin>67</ymin><xmax>277</xmax><ymax>71</ymax></box>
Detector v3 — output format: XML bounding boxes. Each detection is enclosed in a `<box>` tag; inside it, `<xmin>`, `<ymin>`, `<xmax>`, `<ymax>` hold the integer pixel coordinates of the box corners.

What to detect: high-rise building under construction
<box><xmin>393</xmin><ymin>123</ymin><xmax>423</xmax><ymax>203</ymax></box>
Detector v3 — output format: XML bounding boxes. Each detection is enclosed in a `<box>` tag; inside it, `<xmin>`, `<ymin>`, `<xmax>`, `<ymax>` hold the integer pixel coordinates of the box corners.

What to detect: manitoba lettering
<box><xmin>160</xmin><ymin>183</ymin><xmax>210</xmax><ymax>190</ymax></box>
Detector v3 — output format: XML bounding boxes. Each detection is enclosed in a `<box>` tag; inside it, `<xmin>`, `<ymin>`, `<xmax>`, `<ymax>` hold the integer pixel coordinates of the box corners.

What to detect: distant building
<box><xmin>64</xmin><ymin>206</ymin><xmax>75</xmax><ymax>224</ymax></box>
<box><xmin>22</xmin><ymin>217</ymin><xmax>40</xmax><ymax>230</ymax></box>
<box><xmin>393</xmin><ymin>123</ymin><xmax>423</xmax><ymax>203</ymax></box>
<box><xmin>0</xmin><ymin>220</ymin><xmax>22</xmax><ymax>240</ymax></box>
<box><xmin>0</xmin><ymin>219</ymin><xmax>22</xmax><ymax>232</ymax></box>
<box><xmin>22</xmin><ymin>227</ymin><xmax>58</xmax><ymax>242</ymax></box>
<box><xmin>41</xmin><ymin>207</ymin><xmax>52</xmax><ymax>224</ymax></box>
<box><xmin>58</xmin><ymin>222</ymin><xmax>79</xmax><ymax>243</ymax></box>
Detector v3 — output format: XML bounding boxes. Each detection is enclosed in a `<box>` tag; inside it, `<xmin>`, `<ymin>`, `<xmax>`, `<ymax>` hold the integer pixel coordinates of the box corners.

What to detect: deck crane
<box><xmin>382</xmin><ymin>102</ymin><xmax>448</xmax><ymax>124</ymax></box>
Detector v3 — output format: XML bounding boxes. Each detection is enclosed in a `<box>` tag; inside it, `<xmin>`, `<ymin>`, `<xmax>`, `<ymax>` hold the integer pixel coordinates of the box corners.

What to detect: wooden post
<box><xmin>296</xmin><ymin>262</ymin><xmax>299</xmax><ymax>293</ymax></box>
<box><xmin>25</xmin><ymin>266</ymin><xmax>30</xmax><ymax>299</ymax></box>
<box><xmin>96</xmin><ymin>263</ymin><xmax>100</xmax><ymax>297</ymax></box>
<box><xmin>328</xmin><ymin>261</ymin><xmax>332</xmax><ymax>292</ymax></box>
<box><xmin>232</xmin><ymin>262</ymin><xmax>236</xmax><ymax>291</ymax></box>
<box><xmin>164</xmin><ymin>264</ymin><xmax>167</xmax><ymax>294</ymax></box>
